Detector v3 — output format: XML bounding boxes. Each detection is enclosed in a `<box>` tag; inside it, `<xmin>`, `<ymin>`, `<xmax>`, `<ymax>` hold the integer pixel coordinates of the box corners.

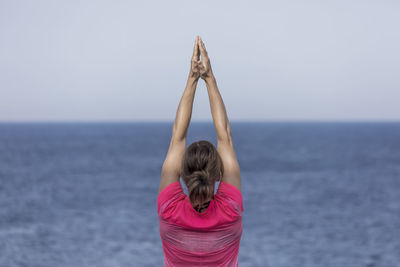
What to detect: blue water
<box><xmin>0</xmin><ymin>122</ymin><xmax>399</xmax><ymax>267</ymax></box>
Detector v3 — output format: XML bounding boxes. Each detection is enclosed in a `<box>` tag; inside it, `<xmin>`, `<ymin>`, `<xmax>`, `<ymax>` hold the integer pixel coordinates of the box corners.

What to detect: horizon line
<box><xmin>0</xmin><ymin>119</ymin><xmax>399</xmax><ymax>124</ymax></box>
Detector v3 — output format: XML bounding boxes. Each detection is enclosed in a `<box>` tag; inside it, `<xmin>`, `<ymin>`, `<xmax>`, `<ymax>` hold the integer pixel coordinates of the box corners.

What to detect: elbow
<box><xmin>217</xmin><ymin>131</ymin><xmax>232</xmax><ymax>145</ymax></box>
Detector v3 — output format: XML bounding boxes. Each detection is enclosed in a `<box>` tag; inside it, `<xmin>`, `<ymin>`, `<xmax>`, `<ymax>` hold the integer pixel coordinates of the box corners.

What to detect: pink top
<box><xmin>157</xmin><ymin>181</ymin><xmax>244</xmax><ymax>267</ymax></box>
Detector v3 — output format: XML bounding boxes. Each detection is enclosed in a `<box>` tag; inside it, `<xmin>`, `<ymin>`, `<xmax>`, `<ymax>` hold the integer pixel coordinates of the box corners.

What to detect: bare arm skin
<box><xmin>198</xmin><ymin>37</ymin><xmax>242</xmax><ymax>192</ymax></box>
<box><xmin>158</xmin><ymin>36</ymin><xmax>202</xmax><ymax>195</ymax></box>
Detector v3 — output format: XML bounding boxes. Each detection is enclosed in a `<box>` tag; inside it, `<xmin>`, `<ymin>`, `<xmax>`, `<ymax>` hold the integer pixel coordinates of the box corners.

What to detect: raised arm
<box><xmin>158</xmin><ymin>36</ymin><xmax>202</xmax><ymax>195</ymax></box>
<box><xmin>198</xmin><ymin>37</ymin><xmax>242</xmax><ymax>192</ymax></box>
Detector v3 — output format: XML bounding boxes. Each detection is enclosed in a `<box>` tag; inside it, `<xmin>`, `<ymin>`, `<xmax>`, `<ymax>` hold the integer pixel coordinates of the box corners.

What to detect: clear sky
<box><xmin>0</xmin><ymin>0</ymin><xmax>399</xmax><ymax>122</ymax></box>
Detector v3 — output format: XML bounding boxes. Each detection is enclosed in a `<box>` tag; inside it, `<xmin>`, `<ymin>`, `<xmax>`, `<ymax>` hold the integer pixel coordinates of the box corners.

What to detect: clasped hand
<box><xmin>190</xmin><ymin>36</ymin><xmax>213</xmax><ymax>81</ymax></box>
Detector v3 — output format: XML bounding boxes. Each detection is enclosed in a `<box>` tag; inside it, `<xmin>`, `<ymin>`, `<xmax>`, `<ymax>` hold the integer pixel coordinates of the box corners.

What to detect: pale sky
<box><xmin>0</xmin><ymin>0</ymin><xmax>399</xmax><ymax>122</ymax></box>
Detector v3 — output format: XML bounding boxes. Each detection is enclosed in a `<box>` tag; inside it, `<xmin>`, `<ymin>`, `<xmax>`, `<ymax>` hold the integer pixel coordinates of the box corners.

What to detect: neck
<box><xmin>194</xmin><ymin>200</ymin><xmax>211</xmax><ymax>213</ymax></box>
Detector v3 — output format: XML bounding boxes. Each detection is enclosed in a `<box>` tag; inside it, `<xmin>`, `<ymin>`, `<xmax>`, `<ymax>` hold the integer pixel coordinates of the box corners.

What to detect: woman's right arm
<box><xmin>198</xmin><ymin>37</ymin><xmax>242</xmax><ymax>192</ymax></box>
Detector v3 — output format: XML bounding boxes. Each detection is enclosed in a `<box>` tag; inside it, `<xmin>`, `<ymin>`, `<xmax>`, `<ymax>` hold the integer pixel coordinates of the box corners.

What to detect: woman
<box><xmin>157</xmin><ymin>36</ymin><xmax>243</xmax><ymax>267</ymax></box>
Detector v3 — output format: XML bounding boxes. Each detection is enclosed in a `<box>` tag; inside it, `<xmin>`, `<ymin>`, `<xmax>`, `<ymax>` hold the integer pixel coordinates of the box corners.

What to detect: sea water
<box><xmin>0</xmin><ymin>122</ymin><xmax>399</xmax><ymax>267</ymax></box>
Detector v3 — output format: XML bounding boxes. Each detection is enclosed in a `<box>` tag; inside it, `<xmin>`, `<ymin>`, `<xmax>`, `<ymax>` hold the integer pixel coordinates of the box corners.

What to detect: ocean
<box><xmin>0</xmin><ymin>122</ymin><xmax>399</xmax><ymax>267</ymax></box>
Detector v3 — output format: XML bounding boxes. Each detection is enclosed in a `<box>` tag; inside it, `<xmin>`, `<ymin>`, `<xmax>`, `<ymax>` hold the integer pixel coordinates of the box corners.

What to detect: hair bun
<box><xmin>195</xmin><ymin>170</ymin><xmax>208</xmax><ymax>185</ymax></box>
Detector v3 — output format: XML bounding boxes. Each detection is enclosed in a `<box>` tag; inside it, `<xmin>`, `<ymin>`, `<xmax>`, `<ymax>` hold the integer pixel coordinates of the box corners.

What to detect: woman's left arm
<box><xmin>171</xmin><ymin>76</ymin><xmax>199</xmax><ymax>142</ymax></box>
<box><xmin>158</xmin><ymin>36</ymin><xmax>202</xmax><ymax>195</ymax></box>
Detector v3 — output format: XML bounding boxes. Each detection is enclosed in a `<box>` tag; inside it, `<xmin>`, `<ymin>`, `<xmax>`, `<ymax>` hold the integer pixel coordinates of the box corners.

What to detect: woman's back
<box><xmin>157</xmin><ymin>180</ymin><xmax>243</xmax><ymax>267</ymax></box>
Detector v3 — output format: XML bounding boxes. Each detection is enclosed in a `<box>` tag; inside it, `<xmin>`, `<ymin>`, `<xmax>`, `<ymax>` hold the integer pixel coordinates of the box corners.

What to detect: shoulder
<box><xmin>214</xmin><ymin>181</ymin><xmax>244</xmax><ymax>215</ymax></box>
<box><xmin>157</xmin><ymin>181</ymin><xmax>185</xmax><ymax>216</ymax></box>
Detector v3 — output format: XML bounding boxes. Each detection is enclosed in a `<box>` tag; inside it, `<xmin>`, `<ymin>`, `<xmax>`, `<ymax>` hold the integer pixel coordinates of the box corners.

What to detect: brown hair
<box><xmin>181</xmin><ymin>140</ymin><xmax>224</xmax><ymax>208</ymax></box>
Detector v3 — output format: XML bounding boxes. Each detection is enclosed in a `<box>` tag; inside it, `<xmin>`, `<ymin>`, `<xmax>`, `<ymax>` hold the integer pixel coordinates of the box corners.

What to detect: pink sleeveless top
<box><xmin>157</xmin><ymin>181</ymin><xmax>244</xmax><ymax>267</ymax></box>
